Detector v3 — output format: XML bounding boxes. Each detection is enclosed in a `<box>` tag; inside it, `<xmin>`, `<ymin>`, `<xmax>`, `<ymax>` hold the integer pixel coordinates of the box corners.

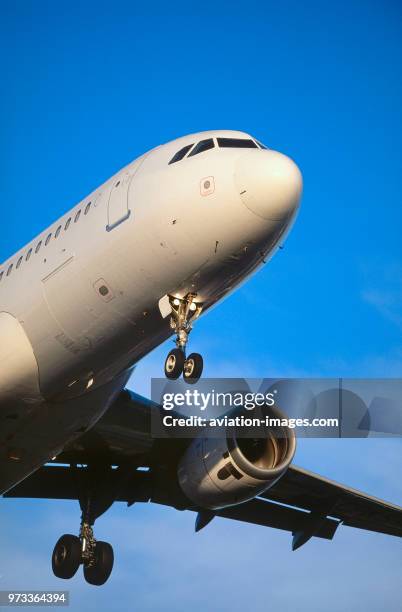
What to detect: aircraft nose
<box><xmin>235</xmin><ymin>150</ymin><xmax>303</xmax><ymax>222</ymax></box>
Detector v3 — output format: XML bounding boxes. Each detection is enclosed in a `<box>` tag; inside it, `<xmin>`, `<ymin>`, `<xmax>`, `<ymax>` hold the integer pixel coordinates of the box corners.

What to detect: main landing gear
<box><xmin>164</xmin><ymin>294</ymin><xmax>203</xmax><ymax>384</ymax></box>
<box><xmin>51</xmin><ymin>465</ymin><xmax>117</xmax><ymax>586</ymax></box>
<box><xmin>52</xmin><ymin>521</ymin><xmax>113</xmax><ymax>586</ymax></box>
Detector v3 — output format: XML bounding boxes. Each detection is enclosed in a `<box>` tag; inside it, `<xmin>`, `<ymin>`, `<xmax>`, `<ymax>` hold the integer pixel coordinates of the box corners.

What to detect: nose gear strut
<box><xmin>169</xmin><ymin>293</ymin><xmax>202</xmax><ymax>352</ymax></box>
<box><xmin>164</xmin><ymin>294</ymin><xmax>204</xmax><ymax>384</ymax></box>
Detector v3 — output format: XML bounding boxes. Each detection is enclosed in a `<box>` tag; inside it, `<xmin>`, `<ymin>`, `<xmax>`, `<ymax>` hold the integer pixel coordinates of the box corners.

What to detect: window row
<box><xmin>169</xmin><ymin>137</ymin><xmax>267</xmax><ymax>164</ymax></box>
<box><xmin>0</xmin><ymin>200</ymin><xmax>92</xmax><ymax>282</ymax></box>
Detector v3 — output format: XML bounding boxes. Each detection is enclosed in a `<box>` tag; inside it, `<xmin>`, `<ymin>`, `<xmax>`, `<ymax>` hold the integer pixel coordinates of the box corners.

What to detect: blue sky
<box><xmin>0</xmin><ymin>1</ymin><xmax>401</xmax><ymax>610</ymax></box>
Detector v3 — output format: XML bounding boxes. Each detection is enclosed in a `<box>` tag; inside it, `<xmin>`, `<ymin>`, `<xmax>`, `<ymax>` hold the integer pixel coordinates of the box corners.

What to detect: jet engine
<box><xmin>0</xmin><ymin>312</ymin><xmax>41</xmax><ymax>405</ymax></box>
<box><xmin>177</xmin><ymin>407</ymin><xmax>296</xmax><ymax>509</ymax></box>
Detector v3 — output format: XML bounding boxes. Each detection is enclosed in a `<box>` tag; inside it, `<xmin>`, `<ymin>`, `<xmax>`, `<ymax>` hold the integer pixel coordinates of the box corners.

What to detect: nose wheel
<box><xmin>183</xmin><ymin>353</ymin><xmax>203</xmax><ymax>384</ymax></box>
<box><xmin>164</xmin><ymin>348</ymin><xmax>185</xmax><ymax>380</ymax></box>
<box><xmin>164</xmin><ymin>349</ymin><xmax>204</xmax><ymax>383</ymax></box>
<box><xmin>164</xmin><ymin>294</ymin><xmax>203</xmax><ymax>384</ymax></box>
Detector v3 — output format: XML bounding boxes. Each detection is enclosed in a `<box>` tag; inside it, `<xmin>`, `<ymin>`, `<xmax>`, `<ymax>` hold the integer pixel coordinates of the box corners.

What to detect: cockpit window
<box><xmin>217</xmin><ymin>138</ymin><xmax>258</xmax><ymax>148</ymax></box>
<box><xmin>187</xmin><ymin>138</ymin><xmax>215</xmax><ymax>157</ymax></box>
<box><xmin>169</xmin><ymin>144</ymin><xmax>194</xmax><ymax>164</ymax></box>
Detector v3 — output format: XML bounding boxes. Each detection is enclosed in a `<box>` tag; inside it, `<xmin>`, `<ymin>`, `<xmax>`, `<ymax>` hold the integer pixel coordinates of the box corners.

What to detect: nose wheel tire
<box><xmin>83</xmin><ymin>541</ymin><xmax>114</xmax><ymax>586</ymax></box>
<box><xmin>52</xmin><ymin>534</ymin><xmax>81</xmax><ymax>580</ymax></box>
<box><xmin>164</xmin><ymin>348</ymin><xmax>185</xmax><ymax>379</ymax></box>
<box><xmin>183</xmin><ymin>353</ymin><xmax>203</xmax><ymax>384</ymax></box>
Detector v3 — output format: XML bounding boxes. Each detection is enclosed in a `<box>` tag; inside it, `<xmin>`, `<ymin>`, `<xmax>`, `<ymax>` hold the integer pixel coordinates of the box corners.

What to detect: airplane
<box><xmin>1</xmin><ymin>130</ymin><xmax>401</xmax><ymax>586</ymax></box>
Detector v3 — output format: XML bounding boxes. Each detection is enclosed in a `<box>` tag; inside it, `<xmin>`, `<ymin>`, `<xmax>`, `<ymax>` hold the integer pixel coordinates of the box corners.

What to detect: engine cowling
<box><xmin>177</xmin><ymin>408</ymin><xmax>296</xmax><ymax>510</ymax></box>
<box><xmin>0</xmin><ymin>312</ymin><xmax>41</xmax><ymax>405</ymax></box>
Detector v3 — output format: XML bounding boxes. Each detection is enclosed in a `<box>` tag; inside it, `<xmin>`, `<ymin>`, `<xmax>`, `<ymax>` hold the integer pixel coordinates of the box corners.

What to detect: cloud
<box><xmin>362</xmin><ymin>288</ymin><xmax>402</xmax><ymax>331</ymax></box>
<box><xmin>360</xmin><ymin>258</ymin><xmax>402</xmax><ymax>331</ymax></box>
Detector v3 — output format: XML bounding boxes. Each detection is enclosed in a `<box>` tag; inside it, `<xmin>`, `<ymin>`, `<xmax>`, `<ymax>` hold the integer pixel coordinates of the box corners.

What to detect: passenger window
<box><xmin>45</xmin><ymin>233</ymin><xmax>52</xmax><ymax>245</ymax></box>
<box><xmin>84</xmin><ymin>202</ymin><xmax>91</xmax><ymax>215</ymax></box>
<box><xmin>0</xmin><ymin>271</ymin><xmax>3</xmax><ymax>281</ymax></box>
<box><xmin>7</xmin><ymin>263</ymin><xmax>13</xmax><ymax>276</ymax></box>
<box><xmin>169</xmin><ymin>144</ymin><xmax>194</xmax><ymax>164</ymax></box>
<box><xmin>16</xmin><ymin>256</ymin><xmax>23</xmax><ymax>269</ymax></box>
<box><xmin>35</xmin><ymin>241</ymin><xmax>42</xmax><ymax>254</ymax></box>
<box><xmin>188</xmin><ymin>139</ymin><xmax>215</xmax><ymax>157</ymax></box>
<box><xmin>65</xmin><ymin>218</ymin><xmax>71</xmax><ymax>230</ymax></box>
<box><xmin>74</xmin><ymin>210</ymin><xmax>81</xmax><ymax>223</ymax></box>
<box><xmin>26</xmin><ymin>248</ymin><xmax>32</xmax><ymax>261</ymax></box>
<box><xmin>55</xmin><ymin>225</ymin><xmax>62</xmax><ymax>238</ymax></box>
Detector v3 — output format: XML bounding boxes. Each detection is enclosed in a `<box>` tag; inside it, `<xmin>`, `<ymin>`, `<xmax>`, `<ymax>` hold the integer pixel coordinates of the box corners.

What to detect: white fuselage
<box><xmin>0</xmin><ymin>130</ymin><xmax>302</xmax><ymax>493</ymax></box>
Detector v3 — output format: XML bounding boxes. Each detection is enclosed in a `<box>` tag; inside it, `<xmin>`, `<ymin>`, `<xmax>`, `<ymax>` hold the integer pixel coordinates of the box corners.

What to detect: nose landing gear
<box><xmin>164</xmin><ymin>294</ymin><xmax>203</xmax><ymax>384</ymax></box>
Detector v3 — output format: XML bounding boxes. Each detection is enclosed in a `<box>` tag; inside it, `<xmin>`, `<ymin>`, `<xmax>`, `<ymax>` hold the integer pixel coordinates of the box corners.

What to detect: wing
<box><xmin>4</xmin><ymin>462</ymin><xmax>340</xmax><ymax>544</ymax></box>
<box><xmin>3</xmin><ymin>390</ymin><xmax>401</xmax><ymax>548</ymax></box>
<box><xmin>261</xmin><ymin>464</ymin><xmax>402</xmax><ymax>540</ymax></box>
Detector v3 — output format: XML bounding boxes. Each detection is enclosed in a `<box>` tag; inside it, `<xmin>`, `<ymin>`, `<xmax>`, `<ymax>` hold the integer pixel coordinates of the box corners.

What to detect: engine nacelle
<box><xmin>0</xmin><ymin>312</ymin><xmax>41</xmax><ymax>405</ymax></box>
<box><xmin>177</xmin><ymin>408</ymin><xmax>296</xmax><ymax>510</ymax></box>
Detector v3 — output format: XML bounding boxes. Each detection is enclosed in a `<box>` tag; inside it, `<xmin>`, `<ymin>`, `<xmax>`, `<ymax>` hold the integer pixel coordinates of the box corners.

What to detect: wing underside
<box><xmin>3</xmin><ymin>390</ymin><xmax>401</xmax><ymax>545</ymax></box>
<box><xmin>4</xmin><ymin>461</ymin><xmax>401</xmax><ymax>544</ymax></box>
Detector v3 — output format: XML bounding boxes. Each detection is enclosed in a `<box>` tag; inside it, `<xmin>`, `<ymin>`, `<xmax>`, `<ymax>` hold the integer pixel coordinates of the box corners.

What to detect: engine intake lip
<box><xmin>226</xmin><ymin>406</ymin><xmax>296</xmax><ymax>481</ymax></box>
